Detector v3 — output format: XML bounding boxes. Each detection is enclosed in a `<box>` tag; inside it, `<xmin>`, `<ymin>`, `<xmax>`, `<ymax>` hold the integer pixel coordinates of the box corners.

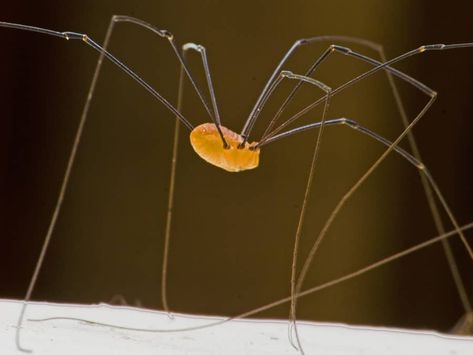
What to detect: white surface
<box><xmin>1</xmin><ymin>299</ymin><xmax>472</xmax><ymax>355</ymax></box>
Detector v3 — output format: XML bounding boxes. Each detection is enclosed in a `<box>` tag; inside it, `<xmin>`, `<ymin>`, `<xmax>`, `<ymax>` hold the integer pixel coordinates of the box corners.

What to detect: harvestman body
<box><xmin>2</xmin><ymin>15</ymin><xmax>473</xmax><ymax>353</ymax></box>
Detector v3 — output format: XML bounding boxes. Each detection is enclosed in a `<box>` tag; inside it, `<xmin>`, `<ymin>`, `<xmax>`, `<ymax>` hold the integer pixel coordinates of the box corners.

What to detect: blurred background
<box><xmin>1</xmin><ymin>0</ymin><xmax>472</xmax><ymax>334</ymax></box>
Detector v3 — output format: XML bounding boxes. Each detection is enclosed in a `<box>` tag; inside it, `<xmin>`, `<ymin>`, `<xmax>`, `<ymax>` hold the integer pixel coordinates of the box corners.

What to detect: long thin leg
<box><xmin>278</xmin><ymin>71</ymin><xmax>445</xmax><ymax>353</ymax></box>
<box><xmin>258</xmin><ymin>39</ymin><xmax>381</xmax><ymax>142</ymax></box>
<box><xmin>263</xmin><ymin>100</ymin><xmax>471</xmax><ymax>346</ymax></box>
<box><xmin>254</xmin><ymin>47</ymin><xmax>473</xmax><ymax>310</ymax></box>
<box><xmin>247</xmin><ymin>44</ymin><xmax>427</xmax><ymax>146</ymax></box>
<box><xmin>273</xmin><ymin>72</ymin><xmax>332</xmax><ymax>353</ymax></box>
<box><xmin>239</xmin><ymin>37</ymin><xmax>347</xmax><ymax>144</ymax></box>
<box><xmin>182</xmin><ymin>42</ymin><xmax>228</xmax><ymax>147</ymax></box>
<box><xmin>4</xmin><ymin>16</ymin><xmax>201</xmax><ymax>351</ymax></box>
<box><xmin>259</xmin><ymin>39</ymin><xmax>409</xmax><ymax>142</ymax></box>
<box><xmin>111</xmin><ymin>17</ymin><xmax>229</xmax><ymax>147</ymax></box>
<box><xmin>256</xmin><ymin>45</ymin><xmax>473</xmax><ymax>267</ymax></box>
<box><xmin>161</xmin><ymin>40</ymin><xmax>233</xmax><ymax>313</ymax></box>
<box><xmin>260</xmin><ymin>43</ymin><xmax>473</xmax><ymax>143</ymax></box>
<box><xmin>260</xmin><ymin>44</ymin><xmax>431</xmax><ymax>143</ymax></box>
<box><xmin>233</xmin><ymin>222</ymin><xmax>473</xmax><ymax>325</ymax></box>
<box><xmin>270</xmin><ymin>76</ymin><xmax>452</xmax><ymax>352</ymax></box>
<box><xmin>110</xmin><ymin>16</ymin><xmax>217</xmax><ymax>124</ymax></box>
<box><xmin>261</xmin><ymin>118</ymin><xmax>421</xmax><ymax>168</ymax></box>
<box><xmin>239</xmin><ymin>39</ymin><xmax>302</xmax><ymax>140</ymax></box>
<box><xmin>27</xmin><ymin>222</ymin><xmax>473</xmax><ymax>332</ymax></box>
<box><xmin>377</xmin><ymin>47</ymin><xmax>472</xmax><ymax>315</ymax></box>
<box><xmin>239</xmin><ymin>36</ymin><xmax>370</xmax><ymax>140</ymax></box>
<box><xmin>256</xmin><ymin>37</ymin><xmax>470</xmax><ymax>314</ymax></box>
<box><xmin>237</xmin><ymin>40</ymin><xmax>467</xmax><ymax>347</ymax></box>
<box><xmin>12</xmin><ymin>18</ymin><xmax>119</xmax><ymax>353</ymax></box>
<box><xmin>290</xmin><ymin>93</ymin><xmax>438</xmax><ymax>340</ymax></box>
<box><xmin>258</xmin><ymin>37</ymin><xmax>375</xmax><ymax>141</ymax></box>
<box><xmin>227</xmin><ymin>69</ymin><xmax>333</xmax><ymax>348</ymax></box>
<box><xmin>241</xmin><ymin>35</ymin><xmax>411</xmax><ymax>142</ymax></box>
<box><xmin>0</xmin><ymin>21</ymin><xmax>194</xmax><ymax>130</ymax></box>
<box><xmin>259</xmin><ymin>47</ymin><xmax>332</xmax><ymax>143</ymax></box>
<box><xmin>282</xmin><ymin>67</ymin><xmax>472</xmax><ymax>345</ymax></box>
<box><xmin>267</xmin><ymin>114</ymin><xmax>425</xmax><ymax>352</ymax></box>
<box><xmin>271</xmin><ymin>63</ymin><xmax>470</xmax><ymax>350</ymax></box>
<box><xmin>259</xmin><ymin>45</ymin><xmax>473</xmax><ymax>274</ymax></box>
<box><xmin>161</xmin><ymin>48</ymin><xmax>186</xmax><ymax>314</ymax></box>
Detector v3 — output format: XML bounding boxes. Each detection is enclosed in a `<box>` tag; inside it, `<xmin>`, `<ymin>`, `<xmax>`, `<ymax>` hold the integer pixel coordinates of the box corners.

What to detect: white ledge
<box><xmin>1</xmin><ymin>299</ymin><xmax>472</xmax><ymax>354</ymax></box>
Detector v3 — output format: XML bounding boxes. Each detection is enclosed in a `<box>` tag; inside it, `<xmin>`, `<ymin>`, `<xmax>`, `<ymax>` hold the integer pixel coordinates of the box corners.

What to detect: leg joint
<box><xmin>341</xmin><ymin>118</ymin><xmax>359</xmax><ymax>128</ymax></box>
<box><xmin>332</xmin><ymin>45</ymin><xmax>352</xmax><ymax>54</ymax></box>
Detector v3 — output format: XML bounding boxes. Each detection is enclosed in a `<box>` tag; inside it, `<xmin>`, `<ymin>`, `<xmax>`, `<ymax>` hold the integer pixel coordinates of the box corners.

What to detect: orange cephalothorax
<box><xmin>190</xmin><ymin>123</ymin><xmax>260</xmax><ymax>172</ymax></box>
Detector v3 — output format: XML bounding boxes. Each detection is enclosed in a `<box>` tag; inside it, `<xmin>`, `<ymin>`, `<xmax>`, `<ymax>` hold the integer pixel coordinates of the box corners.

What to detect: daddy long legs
<box><xmin>1</xmin><ymin>16</ymin><xmax>472</xmax><ymax>353</ymax></box>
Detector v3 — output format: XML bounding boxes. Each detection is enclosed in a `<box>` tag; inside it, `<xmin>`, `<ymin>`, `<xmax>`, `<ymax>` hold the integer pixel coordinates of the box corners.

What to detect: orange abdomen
<box><xmin>190</xmin><ymin>123</ymin><xmax>260</xmax><ymax>172</ymax></box>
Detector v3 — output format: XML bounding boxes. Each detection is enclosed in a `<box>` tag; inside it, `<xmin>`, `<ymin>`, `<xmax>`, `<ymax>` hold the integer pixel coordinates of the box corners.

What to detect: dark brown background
<box><xmin>1</xmin><ymin>0</ymin><xmax>472</xmax><ymax>333</ymax></box>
